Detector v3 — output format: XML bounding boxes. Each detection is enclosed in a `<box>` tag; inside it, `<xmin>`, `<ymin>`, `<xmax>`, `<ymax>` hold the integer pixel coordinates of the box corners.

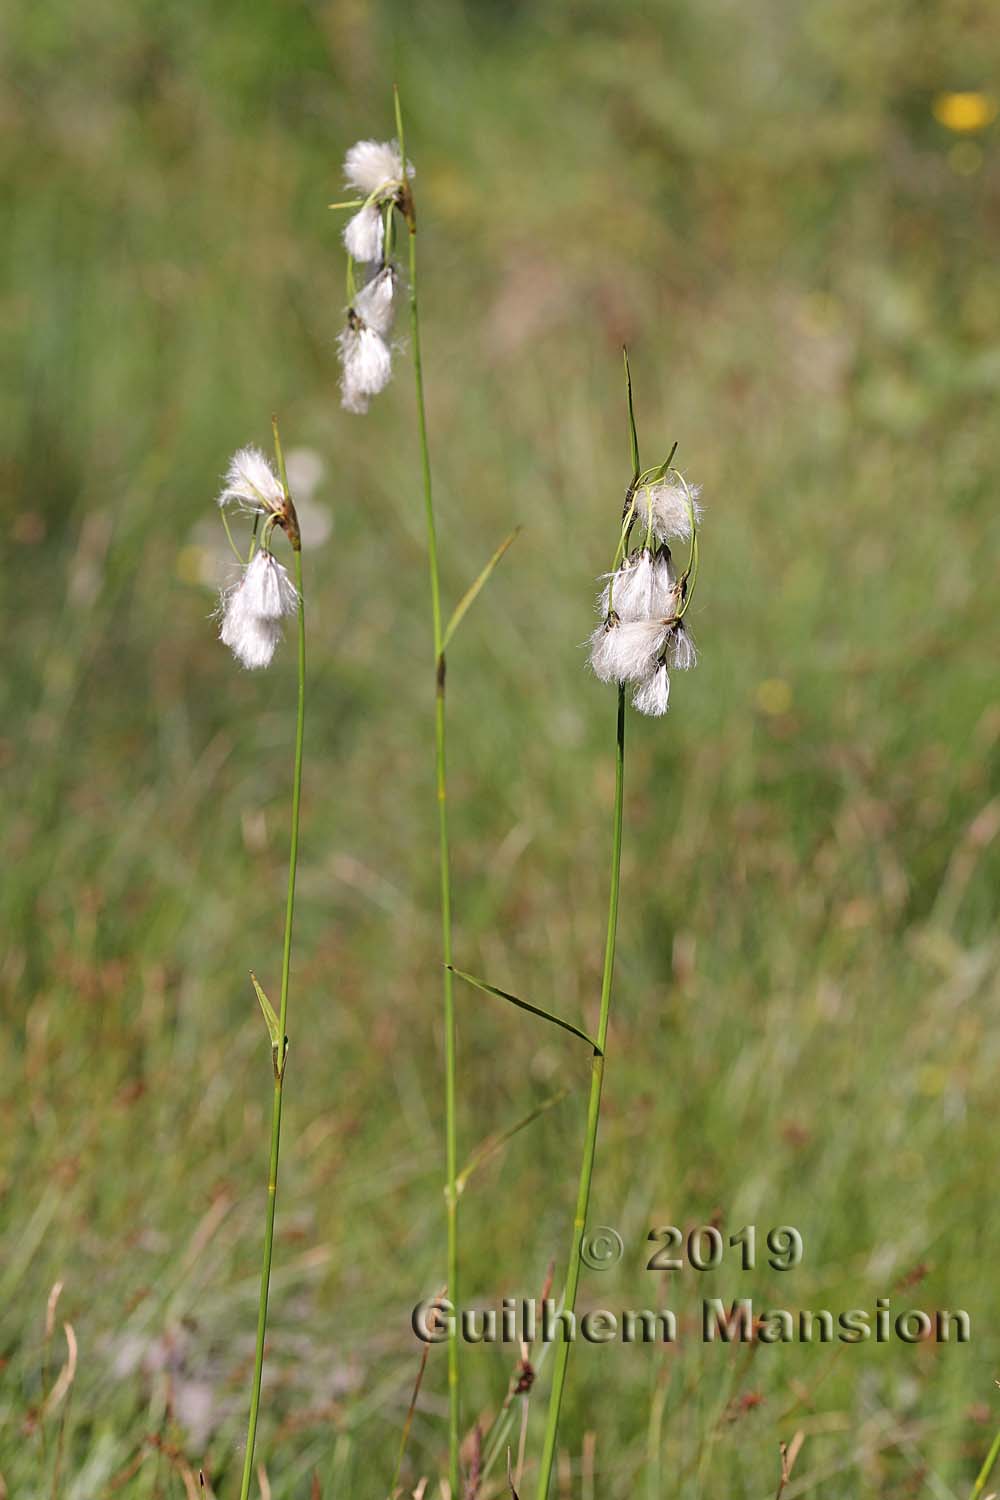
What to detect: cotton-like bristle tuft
<box><xmin>352</xmin><ymin>265</ymin><xmax>397</xmax><ymax>337</ymax></box>
<box><xmin>650</xmin><ymin>547</ymin><xmax>679</xmax><ymax>617</ymax></box>
<box><xmin>344</xmin><ymin>203</ymin><xmax>385</xmax><ymax>264</ymax></box>
<box><xmin>218</xmin><ymin>446</ymin><xmax>284</xmax><ymax>514</ymax></box>
<box><xmin>219</xmin><ymin>582</ymin><xmax>282</xmax><ymax>670</ymax></box>
<box><xmin>343</xmin><ymin>139</ymin><xmax>410</xmax><ymax>197</ymax></box>
<box><xmin>667</xmin><ymin>624</ymin><xmax>697</xmax><ymax>670</ymax></box>
<box><xmin>589</xmin><ymin>617</ymin><xmax>670</xmax><ymax>684</ymax></box>
<box><xmin>632</xmin><ymin>478</ymin><xmax>702</xmax><ymax>543</ymax></box>
<box><xmin>598</xmin><ymin>550</ymin><xmax>654</xmax><ymax>622</ymax></box>
<box><xmin>242</xmin><ymin>550</ymin><xmax>299</xmax><ymax>621</ymax></box>
<box><xmin>632</xmin><ymin>663</ymin><xmax>671</xmax><ymax>716</ymax></box>
<box><xmin>339</xmin><ymin>323</ymin><xmax>392</xmax><ymax>413</ymax></box>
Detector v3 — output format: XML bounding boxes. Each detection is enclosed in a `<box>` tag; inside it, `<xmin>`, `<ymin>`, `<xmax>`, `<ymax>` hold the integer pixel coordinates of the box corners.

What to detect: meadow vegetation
<box><xmin>2</xmin><ymin>1</ymin><xmax>999</xmax><ymax>1494</ymax></box>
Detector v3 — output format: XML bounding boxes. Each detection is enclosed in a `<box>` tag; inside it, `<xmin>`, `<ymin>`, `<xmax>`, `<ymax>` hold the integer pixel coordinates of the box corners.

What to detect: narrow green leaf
<box><xmin>250</xmin><ymin>971</ymin><xmax>281</xmax><ymax>1049</ymax></box>
<box><xmin>327</xmin><ymin>198</ymin><xmax>365</xmax><ymax>210</ymax></box>
<box><xmin>455</xmin><ymin>1089</ymin><xmax>569</xmax><ymax>1196</ymax></box>
<box><xmin>623</xmin><ymin>346</ymin><xmax>639</xmax><ymax>480</ymax></box>
<box><xmin>448</xmin><ymin>967</ymin><xmax>601</xmax><ymax>1053</ymax></box>
<box><xmin>645</xmin><ymin>440</ymin><xmax>679</xmax><ymax>486</ymax></box>
<box><xmin>441</xmin><ymin>528</ymin><xmax>521</xmax><ymax>653</ymax></box>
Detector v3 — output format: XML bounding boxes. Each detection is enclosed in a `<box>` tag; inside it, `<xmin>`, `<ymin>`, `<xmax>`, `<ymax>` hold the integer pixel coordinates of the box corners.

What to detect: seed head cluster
<box><xmin>589</xmin><ymin>472</ymin><xmax>701</xmax><ymax>716</ymax></box>
<box><xmin>216</xmin><ymin>447</ymin><xmax>300</xmax><ymax>670</ymax></box>
<box><xmin>337</xmin><ymin>139</ymin><xmax>413</xmax><ymax>414</ymax></box>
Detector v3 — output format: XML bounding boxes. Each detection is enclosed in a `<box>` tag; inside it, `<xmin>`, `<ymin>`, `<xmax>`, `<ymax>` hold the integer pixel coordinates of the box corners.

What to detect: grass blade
<box><xmin>441</xmin><ymin>528</ymin><xmax>521</xmax><ymax>653</ymax></box>
<box><xmin>623</xmin><ymin>347</ymin><xmax>639</xmax><ymax>481</ymax></box>
<box><xmin>250</xmin><ymin>972</ymin><xmax>281</xmax><ymax>1052</ymax></box>
<box><xmin>455</xmin><ymin>1089</ymin><xmax>569</xmax><ymax>1196</ymax></box>
<box><xmin>448</xmin><ymin>967</ymin><xmax>601</xmax><ymax>1053</ymax></box>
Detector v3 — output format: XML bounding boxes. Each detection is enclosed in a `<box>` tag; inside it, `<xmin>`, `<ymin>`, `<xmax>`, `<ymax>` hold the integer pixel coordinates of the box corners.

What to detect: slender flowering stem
<box><xmin>238</xmin><ymin>521</ymin><xmax>306</xmax><ymax>1500</ymax></box>
<box><xmin>535</xmin><ymin>687</ymin><xmax>625</xmax><ymax>1500</ymax></box>
<box><xmin>970</xmin><ymin>1425</ymin><xmax>1000</xmax><ymax>1500</ymax></box>
<box><xmin>394</xmin><ymin>84</ymin><xmax>461</xmax><ymax>1494</ymax></box>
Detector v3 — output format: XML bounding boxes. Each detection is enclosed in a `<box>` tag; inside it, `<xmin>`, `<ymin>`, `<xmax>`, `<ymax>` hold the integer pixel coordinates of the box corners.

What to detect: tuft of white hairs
<box><xmin>219</xmin><ymin>577</ymin><xmax>282</xmax><ymax>671</ymax></box>
<box><xmin>344</xmin><ymin>202</ymin><xmax>384</xmax><ymax>264</ymax></box>
<box><xmin>338</xmin><ymin>322</ymin><xmax>392</xmax><ymax>414</ymax></box>
<box><xmin>589</xmin><ymin>617</ymin><xmax>670</xmax><ymax>684</ymax></box>
<box><xmin>343</xmin><ymin>139</ymin><xmax>411</xmax><ymax>198</ymax></box>
<box><xmin>650</xmin><ymin>546</ymin><xmax>679</xmax><ymax>618</ymax></box>
<box><xmin>633</xmin><ymin>663</ymin><xmax>671</xmax><ymax>717</ymax></box>
<box><xmin>352</xmin><ymin>265</ymin><xmax>397</xmax><ymax>337</ymax></box>
<box><xmin>241</xmin><ymin>549</ymin><xmax>299</xmax><ymax>621</ymax></box>
<box><xmin>218</xmin><ymin>447</ymin><xmax>285</xmax><ymax>515</ymax></box>
<box><xmin>631</xmin><ymin>478</ymin><xmax>702</xmax><ymax>543</ymax></box>
<box><xmin>599</xmin><ymin>550</ymin><xmax>653</xmax><ymax>622</ymax></box>
<box><xmin>667</xmin><ymin>623</ymin><xmax>697</xmax><ymax>670</ymax></box>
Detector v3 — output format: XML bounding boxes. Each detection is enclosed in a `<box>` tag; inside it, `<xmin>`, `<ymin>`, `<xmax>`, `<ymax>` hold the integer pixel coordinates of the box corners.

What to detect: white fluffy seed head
<box><xmin>343</xmin><ymin>202</ymin><xmax>384</xmax><ymax>264</ymax></box>
<box><xmin>218</xmin><ymin>446</ymin><xmax>284</xmax><ymax>514</ymax></box>
<box><xmin>242</xmin><ymin>549</ymin><xmax>299</xmax><ymax>622</ymax></box>
<box><xmin>650</xmin><ymin>547</ymin><xmax>680</xmax><ymax>617</ymax></box>
<box><xmin>219</xmin><ymin>582</ymin><xmax>282</xmax><ymax>670</ymax></box>
<box><xmin>598</xmin><ymin>550</ymin><xmax>654</xmax><ymax>622</ymax></box>
<box><xmin>589</xmin><ymin>616</ymin><xmax>670</xmax><ymax>684</ymax></box>
<box><xmin>667</xmin><ymin>624</ymin><xmax>698</xmax><ymax>670</ymax></box>
<box><xmin>633</xmin><ymin>663</ymin><xmax>671</xmax><ymax>716</ymax></box>
<box><xmin>338</xmin><ymin>322</ymin><xmax>392</xmax><ymax>413</ymax></box>
<box><xmin>632</xmin><ymin>478</ymin><xmax>702</xmax><ymax>543</ymax></box>
<box><xmin>352</xmin><ymin>265</ymin><xmax>397</xmax><ymax>337</ymax></box>
<box><xmin>343</xmin><ymin>138</ymin><xmax>410</xmax><ymax>197</ymax></box>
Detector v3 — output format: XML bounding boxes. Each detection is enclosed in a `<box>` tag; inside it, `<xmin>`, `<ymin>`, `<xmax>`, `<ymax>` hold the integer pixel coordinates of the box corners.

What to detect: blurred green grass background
<box><xmin>2</xmin><ymin>0</ymin><xmax>1000</xmax><ymax>1494</ymax></box>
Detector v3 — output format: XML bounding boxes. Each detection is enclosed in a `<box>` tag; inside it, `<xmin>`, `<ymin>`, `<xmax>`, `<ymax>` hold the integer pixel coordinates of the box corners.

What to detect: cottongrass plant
<box><xmin>330</xmin><ymin>89</ymin><xmax>517</xmax><ymax>1495</ymax></box>
<box><xmin>534</xmin><ymin>354</ymin><xmax>703</xmax><ymax>1498</ymax></box>
<box><xmin>214</xmin><ymin>421</ymin><xmax>307</xmax><ymax>1498</ymax></box>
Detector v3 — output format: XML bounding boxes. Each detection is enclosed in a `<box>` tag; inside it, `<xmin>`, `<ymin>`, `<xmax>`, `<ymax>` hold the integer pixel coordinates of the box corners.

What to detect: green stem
<box><xmin>970</xmin><ymin>1425</ymin><xmax>1000</xmax><ymax>1500</ymax></box>
<box><xmin>535</xmin><ymin>687</ymin><xmax>626</xmax><ymax>1500</ymax></box>
<box><xmin>238</xmin><ymin>544</ymin><xmax>306</xmax><ymax>1500</ymax></box>
<box><xmin>394</xmin><ymin>83</ymin><xmax>461</xmax><ymax>1496</ymax></box>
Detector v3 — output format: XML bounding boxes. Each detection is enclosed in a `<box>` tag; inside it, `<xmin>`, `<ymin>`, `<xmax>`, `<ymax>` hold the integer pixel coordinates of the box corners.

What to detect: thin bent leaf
<box><xmin>250</xmin><ymin>972</ymin><xmax>281</xmax><ymax>1050</ymax></box>
<box><xmin>623</xmin><ymin>346</ymin><xmax>639</xmax><ymax>480</ymax></box>
<box><xmin>441</xmin><ymin>528</ymin><xmax>521</xmax><ymax>653</ymax></box>
<box><xmin>456</xmin><ymin>1089</ymin><xmax>569</xmax><ymax>1196</ymax></box>
<box><xmin>448</xmin><ymin>967</ymin><xmax>601</xmax><ymax>1053</ymax></box>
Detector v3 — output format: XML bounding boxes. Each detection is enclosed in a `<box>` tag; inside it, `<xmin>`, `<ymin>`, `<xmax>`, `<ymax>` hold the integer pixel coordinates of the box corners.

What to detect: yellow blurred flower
<box><xmin>756</xmin><ymin>678</ymin><xmax>792</xmax><ymax>716</ymax></box>
<box><xmin>932</xmin><ymin>91</ymin><xmax>997</xmax><ymax>133</ymax></box>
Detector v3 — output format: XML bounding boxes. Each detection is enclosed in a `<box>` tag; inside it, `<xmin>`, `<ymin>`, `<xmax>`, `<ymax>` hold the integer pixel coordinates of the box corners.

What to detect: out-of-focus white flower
<box><xmin>217</xmin><ymin>447</ymin><xmax>285</xmax><ymax>515</ymax></box>
<box><xmin>338</xmin><ymin>321</ymin><xmax>392</xmax><ymax>414</ymax></box>
<box><xmin>353</xmin><ymin>265</ymin><xmax>397</xmax><ymax>336</ymax></box>
<box><xmin>344</xmin><ymin>203</ymin><xmax>384</xmax><ymax>264</ymax></box>
<box><xmin>633</xmin><ymin>663</ymin><xmax>671</xmax><ymax>716</ymax></box>
<box><xmin>343</xmin><ymin>139</ymin><xmax>410</xmax><ymax>198</ymax></box>
<box><xmin>241</xmin><ymin>549</ymin><xmax>299</xmax><ymax>621</ymax></box>
<box><xmin>589</xmin><ymin>617</ymin><xmax>670</xmax><ymax>684</ymax></box>
<box><xmin>667</xmin><ymin>624</ymin><xmax>697</xmax><ymax>670</ymax></box>
<box><xmin>632</xmin><ymin>477</ymin><xmax>702</xmax><ymax>543</ymax></box>
<box><xmin>284</xmin><ymin>447</ymin><xmax>325</xmax><ymax>503</ymax></box>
